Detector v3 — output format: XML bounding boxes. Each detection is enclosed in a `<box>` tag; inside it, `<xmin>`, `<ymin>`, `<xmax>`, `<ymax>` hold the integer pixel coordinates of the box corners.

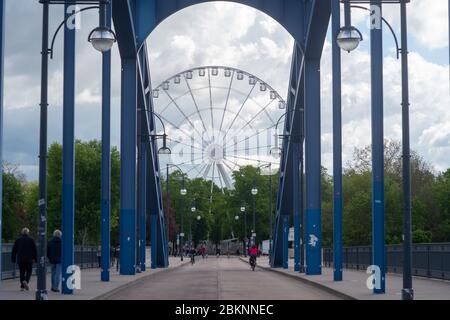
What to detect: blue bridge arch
<box><xmin>0</xmin><ymin>0</ymin><xmax>409</xmax><ymax>297</ymax></box>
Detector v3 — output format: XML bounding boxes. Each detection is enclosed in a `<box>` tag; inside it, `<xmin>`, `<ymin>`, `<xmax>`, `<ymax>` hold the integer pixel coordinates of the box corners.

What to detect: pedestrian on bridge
<box><xmin>47</xmin><ymin>230</ymin><xmax>62</xmax><ymax>292</ymax></box>
<box><xmin>11</xmin><ymin>228</ymin><xmax>37</xmax><ymax>291</ymax></box>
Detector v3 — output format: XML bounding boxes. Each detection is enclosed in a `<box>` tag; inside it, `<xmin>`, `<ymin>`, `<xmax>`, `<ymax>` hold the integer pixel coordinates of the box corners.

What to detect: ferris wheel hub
<box><xmin>205</xmin><ymin>143</ymin><xmax>224</xmax><ymax>162</ymax></box>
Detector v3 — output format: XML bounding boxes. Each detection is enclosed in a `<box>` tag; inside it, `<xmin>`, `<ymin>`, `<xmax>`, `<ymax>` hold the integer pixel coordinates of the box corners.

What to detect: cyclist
<box><xmin>248</xmin><ymin>245</ymin><xmax>258</xmax><ymax>270</ymax></box>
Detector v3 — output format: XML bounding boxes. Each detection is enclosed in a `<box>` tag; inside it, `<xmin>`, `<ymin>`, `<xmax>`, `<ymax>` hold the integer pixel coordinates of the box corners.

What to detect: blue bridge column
<box><xmin>61</xmin><ymin>4</ymin><xmax>76</xmax><ymax>295</ymax></box>
<box><xmin>0</xmin><ymin>0</ymin><xmax>4</xmax><ymax>279</ymax></box>
<box><xmin>371</xmin><ymin>0</ymin><xmax>385</xmax><ymax>294</ymax></box>
<box><xmin>293</xmin><ymin>142</ymin><xmax>300</xmax><ymax>272</ymax></box>
<box><xmin>150</xmin><ymin>213</ymin><xmax>157</xmax><ymax>269</ymax></box>
<box><xmin>147</xmin><ymin>144</ymin><xmax>157</xmax><ymax>270</ymax></box>
<box><xmin>100</xmin><ymin>2</ymin><xmax>112</xmax><ymax>282</ymax></box>
<box><xmin>332</xmin><ymin>0</ymin><xmax>343</xmax><ymax>282</ymax></box>
<box><xmin>120</xmin><ymin>57</ymin><xmax>137</xmax><ymax>275</ymax></box>
<box><xmin>137</xmin><ymin>140</ymin><xmax>147</xmax><ymax>272</ymax></box>
<box><xmin>282</xmin><ymin>215</ymin><xmax>289</xmax><ymax>269</ymax></box>
<box><xmin>304</xmin><ymin>58</ymin><xmax>322</xmax><ymax>275</ymax></box>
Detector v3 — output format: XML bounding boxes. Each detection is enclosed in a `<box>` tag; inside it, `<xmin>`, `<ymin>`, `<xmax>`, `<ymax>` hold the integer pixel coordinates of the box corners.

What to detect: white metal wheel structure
<box><xmin>152</xmin><ymin>66</ymin><xmax>286</xmax><ymax>194</ymax></box>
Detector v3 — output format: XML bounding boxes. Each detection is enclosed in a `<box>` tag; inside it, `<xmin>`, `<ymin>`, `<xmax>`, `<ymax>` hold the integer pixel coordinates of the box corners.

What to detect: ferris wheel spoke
<box><xmin>217</xmin><ymin>163</ymin><xmax>233</xmax><ymax>190</ymax></box>
<box><xmin>157</xmin><ymin>113</ymin><xmax>196</xmax><ymax>140</ymax></box>
<box><xmin>183</xmin><ymin>74</ymin><xmax>211</xmax><ymax>141</ymax></box>
<box><xmin>193</xmin><ymin>162</ymin><xmax>210</xmax><ymax>177</ymax></box>
<box><xmin>166</xmin><ymin>137</ymin><xmax>204</xmax><ymax>152</ymax></box>
<box><xmin>208</xmin><ymin>68</ymin><xmax>215</xmax><ymax>139</ymax></box>
<box><xmin>223</xmin><ymin>82</ymin><xmax>257</xmax><ymax>141</ymax></box>
<box><xmin>219</xmin><ymin>70</ymin><xmax>235</xmax><ymax>133</ymax></box>
<box><xmin>163</xmin><ymin>89</ymin><xmax>205</xmax><ymax>140</ymax></box>
<box><xmin>174</xmin><ymin>155</ymin><xmax>206</xmax><ymax>167</ymax></box>
<box><xmin>210</xmin><ymin>163</ymin><xmax>216</xmax><ymax>195</ymax></box>
<box><xmin>225</xmin><ymin>154</ymin><xmax>276</xmax><ymax>166</ymax></box>
<box><xmin>217</xmin><ymin>169</ymin><xmax>226</xmax><ymax>194</ymax></box>
<box><xmin>222</xmin><ymin>157</ymin><xmax>247</xmax><ymax>172</ymax></box>
<box><xmin>233</xmin><ymin>144</ymin><xmax>274</xmax><ymax>153</ymax></box>
<box><xmin>181</xmin><ymin>162</ymin><xmax>203</xmax><ymax>177</ymax></box>
<box><xmin>221</xmin><ymin>158</ymin><xmax>237</xmax><ymax>172</ymax></box>
<box><xmin>223</xmin><ymin>122</ymin><xmax>277</xmax><ymax>152</ymax></box>
<box><xmin>223</xmin><ymin>98</ymin><xmax>276</xmax><ymax>148</ymax></box>
<box><xmin>202</xmin><ymin>163</ymin><xmax>212</xmax><ymax>180</ymax></box>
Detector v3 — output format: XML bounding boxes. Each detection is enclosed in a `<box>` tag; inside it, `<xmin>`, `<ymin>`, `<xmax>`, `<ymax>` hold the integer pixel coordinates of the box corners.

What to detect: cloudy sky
<box><xmin>2</xmin><ymin>0</ymin><xmax>449</xmax><ymax>181</ymax></box>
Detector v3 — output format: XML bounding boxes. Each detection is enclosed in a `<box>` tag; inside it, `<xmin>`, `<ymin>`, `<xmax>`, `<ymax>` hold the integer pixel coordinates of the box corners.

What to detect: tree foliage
<box><xmin>1</xmin><ymin>139</ymin><xmax>449</xmax><ymax>249</ymax></box>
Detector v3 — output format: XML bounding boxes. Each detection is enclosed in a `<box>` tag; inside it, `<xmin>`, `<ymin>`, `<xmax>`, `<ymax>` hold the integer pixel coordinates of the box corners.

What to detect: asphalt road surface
<box><xmin>106</xmin><ymin>257</ymin><xmax>341</xmax><ymax>300</ymax></box>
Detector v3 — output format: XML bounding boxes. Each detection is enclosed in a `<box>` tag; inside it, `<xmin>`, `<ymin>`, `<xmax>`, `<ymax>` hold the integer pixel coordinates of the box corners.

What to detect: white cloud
<box><xmin>405</xmin><ymin>0</ymin><xmax>449</xmax><ymax>49</ymax></box>
<box><xmin>260</xmin><ymin>18</ymin><xmax>278</xmax><ymax>34</ymax></box>
<box><xmin>1</xmin><ymin>0</ymin><xmax>449</xmax><ymax>181</ymax></box>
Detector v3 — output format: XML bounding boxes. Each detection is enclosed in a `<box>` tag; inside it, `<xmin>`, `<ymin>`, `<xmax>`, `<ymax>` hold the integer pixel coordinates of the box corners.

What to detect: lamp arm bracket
<box><xmin>49</xmin><ymin>6</ymin><xmax>99</xmax><ymax>59</ymax></box>
<box><xmin>350</xmin><ymin>5</ymin><xmax>400</xmax><ymax>60</ymax></box>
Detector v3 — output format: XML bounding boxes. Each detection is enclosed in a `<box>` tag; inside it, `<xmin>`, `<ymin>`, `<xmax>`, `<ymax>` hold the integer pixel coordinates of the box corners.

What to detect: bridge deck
<box><xmin>255</xmin><ymin>257</ymin><xmax>450</xmax><ymax>300</ymax></box>
<box><xmin>105</xmin><ymin>257</ymin><xmax>340</xmax><ymax>300</ymax></box>
<box><xmin>1</xmin><ymin>256</ymin><xmax>448</xmax><ymax>300</ymax></box>
<box><xmin>0</xmin><ymin>257</ymin><xmax>187</xmax><ymax>300</ymax></box>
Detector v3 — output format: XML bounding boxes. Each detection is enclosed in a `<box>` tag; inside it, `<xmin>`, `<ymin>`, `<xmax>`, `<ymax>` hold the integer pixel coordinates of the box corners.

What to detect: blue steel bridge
<box><xmin>0</xmin><ymin>0</ymin><xmax>447</xmax><ymax>301</ymax></box>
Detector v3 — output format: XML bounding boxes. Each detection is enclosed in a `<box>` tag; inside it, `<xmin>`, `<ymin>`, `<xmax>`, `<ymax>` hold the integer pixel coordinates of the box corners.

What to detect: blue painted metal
<box><xmin>61</xmin><ymin>3</ymin><xmax>76</xmax><ymax>294</ymax></box>
<box><xmin>138</xmin><ymin>140</ymin><xmax>147</xmax><ymax>272</ymax></box>
<box><xmin>0</xmin><ymin>0</ymin><xmax>4</xmax><ymax>281</ymax></box>
<box><xmin>270</xmin><ymin>0</ymin><xmax>330</xmax><ymax>269</ymax></box>
<box><xmin>135</xmin><ymin>0</ymin><xmax>309</xmax><ymax>47</ymax></box>
<box><xmin>112</xmin><ymin>0</ymin><xmax>330</xmax><ymax>271</ymax></box>
<box><xmin>135</xmin><ymin>42</ymin><xmax>167</xmax><ymax>273</ymax></box>
<box><xmin>271</xmin><ymin>40</ymin><xmax>300</xmax><ymax>268</ymax></box>
<box><xmin>119</xmin><ymin>57</ymin><xmax>137</xmax><ymax>275</ymax></box>
<box><xmin>332</xmin><ymin>0</ymin><xmax>343</xmax><ymax>282</ymax></box>
<box><xmin>282</xmin><ymin>216</ymin><xmax>289</xmax><ymax>269</ymax></box>
<box><xmin>100</xmin><ymin>2</ymin><xmax>112</xmax><ymax>282</ymax></box>
<box><xmin>304</xmin><ymin>58</ymin><xmax>321</xmax><ymax>275</ymax></box>
<box><xmin>293</xmin><ymin>142</ymin><xmax>300</xmax><ymax>272</ymax></box>
<box><xmin>370</xmin><ymin>0</ymin><xmax>386</xmax><ymax>293</ymax></box>
<box><xmin>371</xmin><ymin>0</ymin><xmax>385</xmax><ymax>294</ymax></box>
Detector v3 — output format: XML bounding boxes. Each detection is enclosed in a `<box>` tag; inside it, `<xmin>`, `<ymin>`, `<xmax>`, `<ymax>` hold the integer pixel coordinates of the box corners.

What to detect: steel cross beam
<box><xmin>137</xmin><ymin>43</ymin><xmax>169</xmax><ymax>269</ymax></box>
<box><xmin>112</xmin><ymin>0</ymin><xmax>330</xmax><ymax>272</ymax></box>
<box><xmin>271</xmin><ymin>0</ymin><xmax>330</xmax><ymax>272</ymax></box>
<box><xmin>112</xmin><ymin>0</ymin><xmax>164</xmax><ymax>273</ymax></box>
<box><xmin>0</xmin><ymin>0</ymin><xmax>4</xmax><ymax>282</ymax></box>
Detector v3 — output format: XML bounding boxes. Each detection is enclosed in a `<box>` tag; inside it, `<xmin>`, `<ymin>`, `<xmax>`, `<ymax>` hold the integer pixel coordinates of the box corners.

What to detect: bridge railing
<box><xmin>323</xmin><ymin>243</ymin><xmax>450</xmax><ymax>280</ymax></box>
<box><xmin>1</xmin><ymin>243</ymin><xmax>99</xmax><ymax>280</ymax></box>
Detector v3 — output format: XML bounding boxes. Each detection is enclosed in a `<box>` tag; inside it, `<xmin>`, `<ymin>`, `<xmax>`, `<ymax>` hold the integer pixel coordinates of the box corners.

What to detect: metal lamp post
<box><xmin>165</xmin><ymin>164</ymin><xmax>185</xmax><ymax>259</ymax></box>
<box><xmin>180</xmin><ymin>178</ymin><xmax>187</xmax><ymax>261</ymax></box>
<box><xmin>336</xmin><ymin>0</ymin><xmax>412</xmax><ymax>299</ymax></box>
<box><xmin>37</xmin><ymin>0</ymin><xmax>116</xmax><ymax>300</ymax></box>
<box><xmin>257</xmin><ymin>163</ymin><xmax>273</xmax><ymax>259</ymax></box>
<box><xmin>251</xmin><ymin>181</ymin><xmax>258</xmax><ymax>246</ymax></box>
<box><xmin>240</xmin><ymin>206</ymin><xmax>247</xmax><ymax>256</ymax></box>
<box><xmin>190</xmin><ymin>202</ymin><xmax>196</xmax><ymax>252</ymax></box>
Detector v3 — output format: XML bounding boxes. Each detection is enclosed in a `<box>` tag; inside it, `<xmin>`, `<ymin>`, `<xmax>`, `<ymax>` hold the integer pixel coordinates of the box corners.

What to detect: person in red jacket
<box><xmin>248</xmin><ymin>245</ymin><xmax>258</xmax><ymax>268</ymax></box>
<box><xmin>249</xmin><ymin>245</ymin><xmax>258</xmax><ymax>256</ymax></box>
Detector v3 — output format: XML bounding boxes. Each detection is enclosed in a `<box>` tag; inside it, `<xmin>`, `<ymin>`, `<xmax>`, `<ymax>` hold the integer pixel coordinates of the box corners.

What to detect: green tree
<box><xmin>46</xmin><ymin>140</ymin><xmax>120</xmax><ymax>245</ymax></box>
<box><xmin>1</xmin><ymin>164</ymin><xmax>27</xmax><ymax>241</ymax></box>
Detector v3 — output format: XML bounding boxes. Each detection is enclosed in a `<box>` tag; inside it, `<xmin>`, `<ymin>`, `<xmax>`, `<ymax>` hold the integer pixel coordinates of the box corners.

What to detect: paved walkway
<box><xmin>253</xmin><ymin>257</ymin><xmax>450</xmax><ymax>300</ymax></box>
<box><xmin>0</xmin><ymin>257</ymin><xmax>188</xmax><ymax>300</ymax></box>
<box><xmin>105</xmin><ymin>257</ymin><xmax>342</xmax><ymax>300</ymax></box>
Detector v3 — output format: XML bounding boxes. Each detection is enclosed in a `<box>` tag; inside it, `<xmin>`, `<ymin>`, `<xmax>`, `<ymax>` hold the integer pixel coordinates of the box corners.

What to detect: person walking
<box><xmin>190</xmin><ymin>247</ymin><xmax>196</xmax><ymax>265</ymax></box>
<box><xmin>11</xmin><ymin>228</ymin><xmax>37</xmax><ymax>291</ymax></box>
<box><xmin>47</xmin><ymin>230</ymin><xmax>62</xmax><ymax>292</ymax></box>
<box><xmin>97</xmin><ymin>246</ymin><xmax>101</xmax><ymax>268</ymax></box>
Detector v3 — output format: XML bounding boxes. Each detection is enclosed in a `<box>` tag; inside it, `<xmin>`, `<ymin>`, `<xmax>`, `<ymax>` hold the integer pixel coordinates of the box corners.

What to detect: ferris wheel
<box><xmin>152</xmin><ymin>66</ymin><xmax>286</xmax><ymax>192</ymax></box>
